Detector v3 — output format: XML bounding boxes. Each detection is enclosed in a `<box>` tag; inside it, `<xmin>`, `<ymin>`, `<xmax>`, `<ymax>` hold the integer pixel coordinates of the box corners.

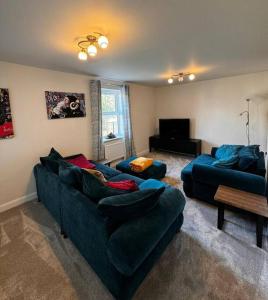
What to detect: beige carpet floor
<box><xmin>0</xmin><ymin>151</ymin><xmax>268</xmax><ymax>300</ymax></box>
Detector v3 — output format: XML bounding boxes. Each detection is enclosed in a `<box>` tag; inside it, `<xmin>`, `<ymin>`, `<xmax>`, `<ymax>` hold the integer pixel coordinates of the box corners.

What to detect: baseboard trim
<box><xmin>137</xmin><ymin>149</ymin><xmax>150</xmax><ymax>156</ymax></box>
<box><xmin>0</xmin><ymin>192</ymin><xmax>37</xmax><ymax>213</ymax></box>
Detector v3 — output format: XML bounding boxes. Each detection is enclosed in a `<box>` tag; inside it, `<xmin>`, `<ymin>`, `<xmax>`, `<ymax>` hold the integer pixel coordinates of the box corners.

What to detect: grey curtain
<box><xmin>90</xmin><ymin>80</ymin><xmax>105</xmax><ymax>161</ymax></box>
<box><xmin>122</xmin><ymin>84</ymin><xmax>136</xmax><ymax>158</ymax></box>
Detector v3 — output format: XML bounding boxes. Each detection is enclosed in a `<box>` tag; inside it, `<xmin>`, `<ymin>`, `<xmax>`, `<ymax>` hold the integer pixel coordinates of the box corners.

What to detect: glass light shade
<box><xmin>178</xmin><ymin>76</ymin><xmax>184</xmax><ymax>82</ymax></box>
<box><xmin>98</xmin><ymin>35</ymin><xmax>109</xmax><ymax>49</ymax></box>
<box><xmin>168</xmin><ymin>78</ymin><xmax>174</xmax><ymax>84</ymax></box>
<box><xmin>87</xmin><ymin>44</ymin><xmax>97</xmax><ymax>57</ymax></box>
<box><xmin>78</xmin><ymin>50</ymin><xmax>87</xmax><ymax>60</ymax></box>
<box><xmin>188</xmin><ymin>73</ymin><xmax>195</xmax><ymax>81</ymax></box>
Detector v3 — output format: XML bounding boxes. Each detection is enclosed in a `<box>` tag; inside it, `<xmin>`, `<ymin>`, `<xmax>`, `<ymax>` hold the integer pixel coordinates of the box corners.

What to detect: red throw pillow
<box><xmin>105</xmin><ymin>180</ymin><xmax>139</xmax><ymax>191</ymax></box>
<box><xmin>66</xmin><ymin>154</ymin><xmax>96</xmax><ymax>169</ymax></box>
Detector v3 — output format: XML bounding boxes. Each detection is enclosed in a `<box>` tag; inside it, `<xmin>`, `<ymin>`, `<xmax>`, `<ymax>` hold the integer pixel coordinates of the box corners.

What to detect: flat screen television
<box><xmin>159</xmin><ymin>119</ymin><xmax>190</xmax><ymax>139</ymax></box>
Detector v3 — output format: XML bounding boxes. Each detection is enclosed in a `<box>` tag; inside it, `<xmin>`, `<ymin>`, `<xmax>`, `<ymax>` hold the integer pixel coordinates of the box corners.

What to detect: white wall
<box><xmin>0</xmin><ymin>62</ymin><xmax>155</xmax><ymax>209</ymax></box>
<box><xmin>155</xmin><ymin>72</ymin><xmax>268</xmax><ymax>154</ymax></box>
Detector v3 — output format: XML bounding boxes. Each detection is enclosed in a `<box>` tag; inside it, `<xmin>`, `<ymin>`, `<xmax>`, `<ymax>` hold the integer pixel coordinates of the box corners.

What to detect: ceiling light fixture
<box><xmin>167</xmin><ymin>72</ymin><xmax>196</xmax><ymax>84</ymax></box>
<box><xmin>77</xmin><ymin>33</ymin><xmax>109</xmax><ymax>60</ymax></box>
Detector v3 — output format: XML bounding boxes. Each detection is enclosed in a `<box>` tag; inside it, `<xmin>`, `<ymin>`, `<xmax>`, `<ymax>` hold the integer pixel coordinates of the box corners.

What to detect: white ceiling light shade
<box><xmin>168</xmin><ymin>78</ymin><xmax>174</xmax><ymax>84</ymax></box>
<box><xmin>98</xmin><ymin>35</ymin><xmax>109</xmax><ymax>49</ymax></box>
<box><xmin>188</xmin><ymin>73</ymin><xmax>196</xmax><ymax>81</ymax></box>
<box><xmin>78</xmin><ymin>49</ymin><xmax>87</xmax><ymax>61</ymax></box>
<box><xmin>87</xmin><ymin>44</ymin><xmax>98</xmax><ymax>57</ymax></box>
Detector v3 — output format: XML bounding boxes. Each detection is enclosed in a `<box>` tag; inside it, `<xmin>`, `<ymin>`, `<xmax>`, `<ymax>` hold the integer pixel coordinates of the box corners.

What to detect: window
<box><xmin>101</xmin><ymin>87</ymin><xmax>123</xmax><ymax>138</ymax></box>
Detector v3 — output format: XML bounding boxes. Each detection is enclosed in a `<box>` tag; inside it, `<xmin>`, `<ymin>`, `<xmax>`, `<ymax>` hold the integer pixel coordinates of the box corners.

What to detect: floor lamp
<box><xmin>239</xmin><ymin>99</ymin><xmax>250</xmax><ymax>146</ymax></box>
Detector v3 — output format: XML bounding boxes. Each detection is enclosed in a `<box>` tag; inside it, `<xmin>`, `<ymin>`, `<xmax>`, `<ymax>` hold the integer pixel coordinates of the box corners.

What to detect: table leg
<box><xmin>256</xmin><ymin>215</ymin><xmax>264</xmax><ymax>248</ymax></box>
<box><xmin>217</xmin><ymin>203</ymin><xmax>225</xmax><ymax>230</ymax></box>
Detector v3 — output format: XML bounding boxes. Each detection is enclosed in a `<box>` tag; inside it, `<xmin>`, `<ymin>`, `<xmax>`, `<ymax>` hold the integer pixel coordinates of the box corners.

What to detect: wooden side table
<box><xmin>214</xmin><ymin>185</ymin><xmax>268</xmax><ymax>248</ymax></box>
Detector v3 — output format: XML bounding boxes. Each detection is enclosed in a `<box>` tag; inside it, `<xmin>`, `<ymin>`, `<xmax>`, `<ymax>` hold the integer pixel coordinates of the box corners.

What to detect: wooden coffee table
<box><xmin>214</xmin><ymin>185</ymin><xmax>268</xmax><ymax>248</ymax></box>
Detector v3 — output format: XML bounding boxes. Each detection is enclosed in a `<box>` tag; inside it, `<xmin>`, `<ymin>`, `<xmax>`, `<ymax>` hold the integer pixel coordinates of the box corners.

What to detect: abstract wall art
<box><xmin>0</xmin><ymin>88</ymin><xmax>14</xmax><ymax>139</ymax></box>
<box><xmin>45</xmin><ymin>91</ymin><xmax>86</xmax><ymax>119</ymax></box>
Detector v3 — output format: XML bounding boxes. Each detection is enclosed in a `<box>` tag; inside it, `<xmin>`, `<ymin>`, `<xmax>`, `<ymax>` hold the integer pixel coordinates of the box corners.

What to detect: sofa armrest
<box><xmin>256</xmin><ymin>152</ymin><xmax>266</xmax><ymax>177</ymax></box>
<box><xmin>107</xmin><ymin>188</ymin><xmax>185</xmax><ymax>276</ymax></box>
<box><xmin>192</xmin><ymin>164</ymin><xmax>266</xmax><ymax>195</ymax></box>
<box><xmin>211</xmin><ymin>147</ymin><xmax>218</xmax><ymax>158</ymax></box>
<box><xmin>61</xmin><ymin>185</ymin><xmax>109</xmax><ymax>242</ymax></box>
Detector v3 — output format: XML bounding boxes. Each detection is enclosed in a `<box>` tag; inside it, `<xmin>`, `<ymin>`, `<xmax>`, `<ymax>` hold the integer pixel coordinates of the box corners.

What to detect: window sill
<box><xmin>103</xmin><ymin>136</ymin><xmax>124</xmax><ymax>143</ymax></box>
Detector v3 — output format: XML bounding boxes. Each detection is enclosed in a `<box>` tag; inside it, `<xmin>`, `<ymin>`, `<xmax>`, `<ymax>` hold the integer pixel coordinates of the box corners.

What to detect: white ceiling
<box><xmin>0</xmin><ymin>0</ymin><xmax>268</xmax><ymax>86</ymax></box>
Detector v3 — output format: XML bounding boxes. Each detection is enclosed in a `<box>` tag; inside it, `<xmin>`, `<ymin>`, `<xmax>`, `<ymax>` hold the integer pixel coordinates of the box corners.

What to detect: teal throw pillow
<box><xmin>212</xmin><ymin>155</ymin><xmax>239</xmax><ymax>169</ymax></box>
<box><xmin>97</xmin><ymin>187</ymin><xmax>165</xmax><ymax>222</ymax></box>
<box><xmin>215</xmin><ymin>145</ymin><xmax>242</xmax><ymax>160</ymax></box>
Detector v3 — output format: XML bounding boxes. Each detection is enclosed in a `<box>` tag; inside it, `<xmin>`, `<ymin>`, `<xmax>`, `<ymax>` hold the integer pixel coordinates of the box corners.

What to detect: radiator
<box><xmin>104</xmin><ymin>138</ymin><xmax>126</xmax><ymax>162</ymax></box>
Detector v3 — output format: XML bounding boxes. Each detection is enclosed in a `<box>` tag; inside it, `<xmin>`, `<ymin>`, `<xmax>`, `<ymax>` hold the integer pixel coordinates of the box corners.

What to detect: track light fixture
<box><xmin>77</xmin><ymin>32</ymin><xmax>109</xmax><ymax>60</ymax></box>
<box><xmin>168</xmin><ymin>72</ymin><xmax>196</xmax><ymax>84</ymax></box>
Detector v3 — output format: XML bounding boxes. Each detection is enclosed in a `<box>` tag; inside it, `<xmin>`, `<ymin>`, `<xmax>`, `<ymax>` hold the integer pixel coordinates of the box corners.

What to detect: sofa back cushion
<box><xmin>215</xmin><ymin>145</ymin><xmax>242</xmax><ymax>160</ymax></box>
<box><xmin>58</xmin><ymin>164</ymin><xmax>83</xmax><ymax>190</ymax></box>
<box><xmin>82</xmin><ymin>170</ymin><xmax>129</xmax><ymax>202</ymax></box>
<box><xmin>40</xmin><ymin>148</ymin><xmax>66</xmax><ymax>174</ymax></box>
<box><xmin>237</xmin><ymin>145</ymin><xmax>260</xmax><ymax>172</ymax></box>
<box><xmin>212</xmin><ymin>155</ymin><xmax>239</xmax><ymax>169</ymax></box>
<box><xmin>97</xmin><ymin>187</ymin><xmax>165</xmax><ymax>222</ymax></box>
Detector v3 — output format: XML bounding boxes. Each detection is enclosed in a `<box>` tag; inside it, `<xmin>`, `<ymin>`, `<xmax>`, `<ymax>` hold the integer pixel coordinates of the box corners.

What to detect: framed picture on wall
<box><xmin>45</xmin><ymin>91</ymin><xmax>86</xmax><ymax>119</ymax></box>
<box><xmin>0</xmin><ymin>88</ymin><xmax>14</xmax><ymax>139</ymax></box>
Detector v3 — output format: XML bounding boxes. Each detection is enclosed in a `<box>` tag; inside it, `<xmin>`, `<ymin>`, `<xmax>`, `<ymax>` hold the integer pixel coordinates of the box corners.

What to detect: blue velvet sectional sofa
<box><xmin>181</xmin><ymin>146</ymin><xmax>266</xmax><ymax>204</ymax></box>
<box><xmin>34</xmin><ymin>160</ymin><xmax>185</xmax><ymax>300</ymax></box>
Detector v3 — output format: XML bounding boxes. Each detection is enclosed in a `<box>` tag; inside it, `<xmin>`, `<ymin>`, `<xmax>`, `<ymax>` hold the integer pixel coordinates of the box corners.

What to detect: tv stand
<box><xmin>149</xmin><ymin>135</ymin><xmax>201</xmax><ymax>157</ymax></box>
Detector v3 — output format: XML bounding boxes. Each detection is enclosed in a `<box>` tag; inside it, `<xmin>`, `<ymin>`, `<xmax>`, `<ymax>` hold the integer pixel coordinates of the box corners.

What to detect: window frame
<box><xmin>101</xmin><ymin>85</ymin><xmax>123</xmax><ymax>139</ymax></box>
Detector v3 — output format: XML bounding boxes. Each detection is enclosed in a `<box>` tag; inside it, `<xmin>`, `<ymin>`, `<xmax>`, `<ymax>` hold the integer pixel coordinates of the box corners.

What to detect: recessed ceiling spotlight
<box><xmin>77</xmin><ymin>32</ymin><xmax>109</xmax><ymax>60</ymax></box>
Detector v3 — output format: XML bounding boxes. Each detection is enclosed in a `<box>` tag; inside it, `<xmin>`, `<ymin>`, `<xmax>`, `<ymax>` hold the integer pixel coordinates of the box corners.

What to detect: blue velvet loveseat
<box><xmin>34</xmin><ymin>160</ymin><xmax>185</xmax><ymax>300</ymax></box>
<box><xmin>181</xmin><ymin>145</ymin><xmax>266</xmax><ymax>204</ymax></box>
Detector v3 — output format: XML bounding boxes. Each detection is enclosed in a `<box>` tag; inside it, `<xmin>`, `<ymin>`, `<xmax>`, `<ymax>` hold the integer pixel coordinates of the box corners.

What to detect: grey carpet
<box><xmin>0</xmin><ymin>151</ymin><xmax>268</xmax><ymax>299</ymax></box>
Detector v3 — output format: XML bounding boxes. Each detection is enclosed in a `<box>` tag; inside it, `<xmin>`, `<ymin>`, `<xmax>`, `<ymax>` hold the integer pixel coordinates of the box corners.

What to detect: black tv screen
<box><xmin>159</xmin><ymin>119</ymin><xmax>190</xmax><ymax>139</ymax></box>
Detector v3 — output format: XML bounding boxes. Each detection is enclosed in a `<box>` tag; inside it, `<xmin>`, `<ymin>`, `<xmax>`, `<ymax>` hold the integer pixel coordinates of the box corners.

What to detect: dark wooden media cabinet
<box><xmin>149</xmin><ymin>135</ymin><xmax>201</xmax><ymax>157</ymax></box>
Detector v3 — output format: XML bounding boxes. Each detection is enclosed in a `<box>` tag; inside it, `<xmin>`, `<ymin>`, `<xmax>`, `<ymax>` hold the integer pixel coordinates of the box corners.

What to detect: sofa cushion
<box><xmin>181</xmin><ymin>154</ymin><xmax>216</xmax><ymax>184</ymax></box>
<box><xmin>139</xmin><ymin>178</ymin><xmax>168</xmax><ymax>190</ymax></box>
<box><xmin>58</xmin><ymin>164</ymin><xmax>83</xmax><ymax>190</ymax></box>
<box><xmin>212</xmin><ymin>155</ymin><xmax>239</xmax><ymax>169</ymax></box>
<box><xmin>109</xmin><ymin>173</ymin><xmax>144</xmax><ymax>186</ymax></box>
<box><xmin>107</xmin><ymin>187</ymin><xmax>185</xmax><ymax>276</ymax></box>
<box><xmin>215</xmin><ymin>145</ymin><xmax>242</xmax><ymax>160</ymax></box>
<box><xmin>40</xmin><ymin>148</ymin><xmax>66</xmax><ymax>174</ymax></box>
<box><xmin>82</xmin><ymin>170</ymin><xmax>129</xmax><ymax>202</ymax></box>
<box><xmin>105</xmin><ymin>180</ymin><xmax>138</xmax><ymax>191</ymax></box>
<box><xmin>66</xmin><ymin>154</ymin><xmax>96</xmax><ymax>169</ymax></box>
<box><xmin>83</xmin><ymin>168</ymin><xmax>107</xmax><ymax>183</ymax></box>
<box><xmin>238</xmin><ymin>145</ymin><xmax>260</xmax><ymax>171</ymax></box>
<box><xmin>192</xmin><ymin>163</ymin><xmax>266</xmax><ymax>195</ymax></box>
<box><xmin>93</xmin><ymin>162</ymin><xmax>122</xmax><ymax>179</ymax></box>
<box><xmin>98</xmin><ymin>188</ymin><xmax>165</xmax><ymax>222</ymax></box>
